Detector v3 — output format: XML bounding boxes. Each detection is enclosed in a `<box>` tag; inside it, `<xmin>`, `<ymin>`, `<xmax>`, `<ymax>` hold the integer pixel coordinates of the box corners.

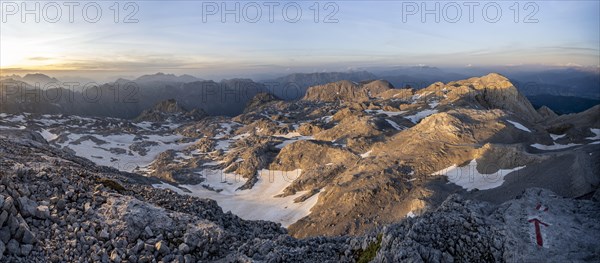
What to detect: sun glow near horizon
<box><xmin>0</xmin><ymin>34</ymin><xmax>73</xmax><ymax>70</ymax></box>
<box><xmin>1</xmin><ymin>0</ymin><xmax>599</xmax><ymax>76</ymax></box>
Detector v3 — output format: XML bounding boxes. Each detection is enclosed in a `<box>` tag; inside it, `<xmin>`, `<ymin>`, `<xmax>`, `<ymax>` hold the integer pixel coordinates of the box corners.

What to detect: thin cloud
<box><xmin>28</xmin><ymin>57</ymin><xmax>53</xmax><ymax>61</ymax></box>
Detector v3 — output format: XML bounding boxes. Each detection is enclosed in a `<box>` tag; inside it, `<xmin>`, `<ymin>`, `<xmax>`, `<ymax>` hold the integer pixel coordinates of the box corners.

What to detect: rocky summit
<box><xmin>1</xmin><ymin>73</ymin><xmax>599</xmax><ymax>262</ymax></box>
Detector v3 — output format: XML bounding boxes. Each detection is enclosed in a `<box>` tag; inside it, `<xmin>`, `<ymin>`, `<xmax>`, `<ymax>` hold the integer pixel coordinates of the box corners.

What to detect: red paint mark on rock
<box><xmin>535</xmin><ymin>203</ymin><xmax>548</xmax><ymax>212</ymax></box>
<box><xmin>528</xmin><ymin>218</ymin><xmax>548</xmax><ymax>247</ymax></box>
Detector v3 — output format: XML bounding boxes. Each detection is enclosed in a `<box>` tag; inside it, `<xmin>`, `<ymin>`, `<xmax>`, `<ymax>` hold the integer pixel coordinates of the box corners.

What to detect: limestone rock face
<box><xmin>297</xmin><ymin>122</ymin><xmax>324</xmax><ymax>136</ymax></box>
<box><xmin>303</xmin><ymin>79</ymin><xmax>396</xmax><ymax>102</ymax></box>
<box><xmin>362</xmin><ymin>80</ymin><xmax>394</xmax><ymax>98</ymax></box>
<box><xmin>457</xmin><ymin>73</ymin><xmax>541</xmax><ymax>121</ymax></box>
<box><xmin>243</xmin><ymin>92</ymin><xmax>281</xmax><ymax>113</ymax></box>
<box><xmin>270</xmin><ymin>140</ymin><xmax>360</xmax><ymax>171</ymax></box>
<box><xmin>303</xmin><ymin>80</ymin><xmax>369</xmax><ymax>102</ymax></box>
<box><xmin>314</xmin><ymin>115</ymin><xmax>383</xmax><ymax>143</ymax></box>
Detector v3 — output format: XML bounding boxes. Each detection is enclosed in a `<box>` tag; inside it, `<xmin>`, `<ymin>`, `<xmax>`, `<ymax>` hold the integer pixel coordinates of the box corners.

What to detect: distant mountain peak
<box><xmin>135</xmin><ymin>73</ymin><xmax>202</xmax><ymax>83</ymax></box>
<box><xmin>445</xmin><ymin>73</ymin><xmax>541</xmax><ymax>121</ymax></box>
<box><xmin>135</xmin><ymin>99</ymin><xmax>205</xmax><ymax>122</ymax></box>
<box><xmin>244</xmin><ymin>92</ymin><xmax>281</xmax><ymax>113</ymax></box>
<box><xmin>20</xmin><ymin>73</ymin><xmax>59</xmax><ymax>84</ymax></box>
<box><xmin>479</xmin><ymin>72</ymin><xmax>511</xmax><ymax>84</ymax></box>
<box><xmin>23</xmin><ymin>73</ymin><xmax>54</xmax><ymax>78</ymax></box>
<box><xmin>537</xmin><ymin>105</ymin><xmax>558</xmax><ymax>118</ymax></box>
<box><xmin>302</xmin><ymin>79</ymin><xmax>390</xmax><ymax>102</ymax></box>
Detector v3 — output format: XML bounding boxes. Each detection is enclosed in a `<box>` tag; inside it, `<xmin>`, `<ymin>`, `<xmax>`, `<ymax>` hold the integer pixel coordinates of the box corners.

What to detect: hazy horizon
<box><xmin>3</xmin><ymin>63</ymin><xmax>599</xmax><ymax>84</ymax></box>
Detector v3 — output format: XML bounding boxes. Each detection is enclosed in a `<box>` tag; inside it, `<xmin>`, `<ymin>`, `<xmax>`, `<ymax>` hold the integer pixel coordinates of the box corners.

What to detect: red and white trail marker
<box><xmin>528</xmin><ymin>203</ymin><xmax>550</xmax><ymax>247</ymax></box>
<box><xmin>528</xmin><ymin>218</ymin><xmax>549</xmax><ymax>247</ymax></box>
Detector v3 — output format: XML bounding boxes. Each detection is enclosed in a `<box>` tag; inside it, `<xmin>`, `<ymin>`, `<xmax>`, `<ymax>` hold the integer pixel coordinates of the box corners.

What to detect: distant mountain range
<box><xmin>0</xmin><ymin>76</ymin><xmax>267</xmax><ymax>118</ymax></box>
<box><xmin>528</xmin><ymin>94</ymin><xmax>600</xmax><ymax>114</ymax></box>
<box><xmin>262</xmin><ymin>66</ymin><xmax>600</xmax><ymax>100</ymax></box>
<box><xmin>1</xmin><ymin>68</ymin><xmax>598</xmax><ymax>118</ymax></box>
<box><xmin>0</xmin><ymin>73</ymin><xmax>60</xmax><ymax>87</ymax></box>
<box><xmin>134</xmin><ymin>72</ymin><xmax>204</xmax><ymax>83</ymax></box>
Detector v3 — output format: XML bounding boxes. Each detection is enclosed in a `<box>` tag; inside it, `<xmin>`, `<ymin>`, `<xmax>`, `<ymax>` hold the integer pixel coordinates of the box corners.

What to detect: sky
<box><xmin>1</xmin><ymin>1</ymin><xmax>599</xmax><ymax>80</ymax></box>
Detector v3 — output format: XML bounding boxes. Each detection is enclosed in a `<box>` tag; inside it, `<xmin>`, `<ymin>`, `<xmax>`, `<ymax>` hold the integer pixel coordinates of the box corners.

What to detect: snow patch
<box><xmin>274</xmin><ymin>132</ymin><xmax>302</xmax><ymax>139</ymax></box>
<box><xmin>586</xmin><ymin>128</ymin><xmax>600</xmax><ymax>140</ymax></box>
<box><xmin>214</xmin><ymin>122</ymin><xmax>236</xmax><ymax>139</ymax></box>
<box><xmin>134</xmin><ymin>121</ymin><xmax>155</xmax><ymax>130</ymax></box>
<box><xmin>231</xmin><ymin>132</ymin><xmax>250</xmax><ymax>140</ymax></box>
<box><xmin>365</xmin><ymin>109</ymin><xmax>406</xmax><ymax>117</ymax></box>
<box><xmin>153</xmin><ymin>169</ymin><xmax>320</xmax><ymax>227</ymax></box>
<box><xmin>275</xmin><ymin>136</ymin><xmax>313</xmax><ymax>149</ymax></box>
<box><xmin>4</xmin><ymin>114</ymin><xmax>25</xmax><ymax>123</ymax></box>
<box><xmin>507</xmin><ymin>120</ymin><xmax>532</xmax><ymax>133</ymax></box>
<box><xmin>411</xmin><ymin>94</ymin><xmax>421</xmax><ymax>102</ymax></box>
<box><xmin>202</xmin><ymin>160</ymin><xmax>224</xmax><ymax>166</ymax></box>
<box><xmin>432</xmin><ymin>159</ymin><xmax>525</xmax><ymax>191</ymax></box>
<box><xmin>405</xmin><ymin>109</ymin><xmax>438</xmax><ymax>123</ymax></box>
<box><xmin>59</xmin><ymin>132</ymin><xmax>194</xmax><ymax>172</ymax></box>
<box><xmin>214</xmin><ymin>139</ymin><xmax>232</xmax><ymax>151</ymax></box>
<box><xmin>531</xmin><ymin>143</ymin><xmax>581</xmax><ymax>150</ymax></box>
<box><xmin>0</xmin><ymin>125</ymin><xmax>26</xmax><ymax>130</ymax></box>
<box><xmin>360</xmin><ymin>150</ymin><xmax>372</xmax><ymax>158</ymax></box>
<box><xmin>428</xmin><ymin>101</ymin><xmax>439</xmax><ymax>108</ymax></box>
<box><xmin>386</xmin><ymin>119</ymin><xmax>403</xmax><ymax>130</ymax></box>
<box><xmin>273</xmin><ymin>132</ymin><xmax>313</xmax><ymax>149</ymax></box>
<box><xmin>39</xmin><ymin>129</ymin><xmax>58</xmax><ymax>142</ymax></box>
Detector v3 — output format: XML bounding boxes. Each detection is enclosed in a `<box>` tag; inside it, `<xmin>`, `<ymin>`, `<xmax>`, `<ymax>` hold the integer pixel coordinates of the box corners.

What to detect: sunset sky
<box><xmin>1</xmin><ymin>1</ymin><xmax>599</xmax><ymax>79</ymax></box>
